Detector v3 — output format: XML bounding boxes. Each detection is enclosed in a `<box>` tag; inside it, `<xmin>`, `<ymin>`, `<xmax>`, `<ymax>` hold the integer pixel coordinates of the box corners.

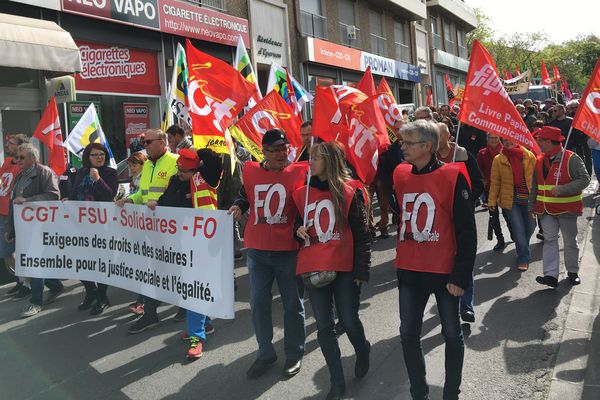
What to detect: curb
<box><xmin>547</xmin><ymin>198</ymin><xmax>600</xmax><ymax>400</ymax></box>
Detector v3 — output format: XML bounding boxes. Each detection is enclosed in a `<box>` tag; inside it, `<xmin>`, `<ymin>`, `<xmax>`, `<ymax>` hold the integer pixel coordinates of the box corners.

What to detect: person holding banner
<box><xmin>68</xmin><ymin>143</ymin><xmax>118</xmax><ymax>314</ymax></box>
<box><xmin>529</xmin><ymin>126</ymin><xmax>590</xmax><ymax>288</ymax></box>
<box><xmin>393</xmin><ymin>120</ymin><xmax>476</xmax><ymax>400</ymax></box>
<box><xmin>487</xmin><ymin>139</ymin><xmax>537</xmax><ymax>271</ymax></box>
<box><xmin>294</xmin><ymin>141</ymin><xmax>371</xmax><ymax>400</ymax></box>
<box><xmin>6</xmin><ymin>143</ymin><xmax>62</xmax><ymax>318</ymax></box>
<box><xmin>1</xmin><ymin>134</ymin><xmax>30</xmax><ymax>299</ymax></box>
<box><xmin>229</xmin><ymin>129</ymin><xmax>307</xmax><ymax>379</ymax></box>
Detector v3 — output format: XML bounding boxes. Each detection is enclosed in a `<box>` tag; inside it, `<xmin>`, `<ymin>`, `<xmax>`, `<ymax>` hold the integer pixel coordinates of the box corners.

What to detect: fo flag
<box><xmin>459</xmin><ymin>40</ymin><xmax>540</xmax><ymax>153</ymax></box>
<box><xmin>229</xmin><ymin>91</ymin><xmax>302</xmax><ymax>161</ymax></box>
<box><xmin>33</xmin><ymin>97</ymin><xmax>66</xmax><ymax>176</ymax></box>
<box><xmin>572</xmin><ymin>58</ymin><xmax>600</xmax><ymax>142</ymax></box>
<box><xmin>444</xmin><ymin>74</ymin><xmax>455</xmax><ymax>106</ymax></box>
<box><xmin>186</xmin><ymin>39</ymin><xmax>255</xmax><ymax>153</ymax></box>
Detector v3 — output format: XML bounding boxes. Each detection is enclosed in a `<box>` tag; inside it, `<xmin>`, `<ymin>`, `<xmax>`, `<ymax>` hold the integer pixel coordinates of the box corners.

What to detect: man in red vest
<box><xmin>229</xmin><ymin>129</ymin><xmax>308</xmax><ymax>379</ymax></box>
<box><xmin>529</xmin><ymin>126</ymin><xmax>590</xmax><ymax>288</ymax></box>
<box><xmin>393</xmin><ymin>120</ymin><xmax>476</xmax><ymax>400</ymax></box>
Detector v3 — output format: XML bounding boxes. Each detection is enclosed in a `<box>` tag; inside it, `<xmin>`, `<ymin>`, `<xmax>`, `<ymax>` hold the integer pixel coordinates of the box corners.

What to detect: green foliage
<box><xmin>466</xmin><ymin>9</ymin><xmax>600</xmax><ymax>93</ymax></box>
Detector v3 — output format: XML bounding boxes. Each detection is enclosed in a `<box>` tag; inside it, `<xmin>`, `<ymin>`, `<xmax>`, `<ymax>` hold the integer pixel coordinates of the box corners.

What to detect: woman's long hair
<box><xmin>310</xmin><ymin>141</ymin><xmax>351</xmax><ymax>229</ymax></box>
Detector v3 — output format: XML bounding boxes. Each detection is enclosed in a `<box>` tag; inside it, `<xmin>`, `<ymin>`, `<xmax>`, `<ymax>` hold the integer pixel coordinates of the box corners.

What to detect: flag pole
<box><xmin>452</xmin><ymin>121</ymin><xmax>462</xmax><ymax>162</ymax></box>
<box><xmin>302</xmin><ymin>135</ymin><xmax>315</xmax><ymax>230</ymax></box>
<box><xmin>555</xmin><ymin>126</ymin><xmax>573</xmax><ymax>186</ymax></box>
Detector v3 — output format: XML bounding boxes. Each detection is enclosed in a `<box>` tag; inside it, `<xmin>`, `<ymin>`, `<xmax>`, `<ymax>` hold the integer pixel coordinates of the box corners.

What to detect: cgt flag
<box><xmin>356</xmin><ymin>66</ymin><xmax>376</xmax><ymax>97</ymax></box>
<box><xmin>444</xmin><ymin>74</ymin><xmax>455</xmax><ymax>106</ymax></box>
<box><xmin>552</xmin><ymin>64</ymin><xmax>561</xmax><ymax>82</ymax></box>
<box><xmin>460</xmin><ymin>40</ymin><xmax>540</xmax><ymax>153</ymax></box>
<box><xmin>376</xmin><ymin>77</ymin><xmax>402</xmax><ymax>142</ymax></box>
<box><xmin>229</xmin><ymin>90</ymin><xmax>302</xmax><ymax>161</ymax></box>
<box><xmin>541</xmin><ymin>59</ymin><xmax>552</xmax><ymax>85</ymax></box>
<box><xmin>33</xmin><ymin>97</ymin><xmax>66</xmax><ymax>176</ymax></box>
<box><xmin>186</xmin><ymin>39</ymin><xmax>255</xmax><ymax>153</ymax></box>
<box><xmin>572</xmin><ymin>58</ymin><xmax>600</xmax><ymax>142</ymax></box>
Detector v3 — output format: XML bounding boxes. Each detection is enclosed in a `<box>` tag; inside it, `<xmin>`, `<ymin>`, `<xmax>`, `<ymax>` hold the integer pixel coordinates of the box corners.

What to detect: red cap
<box><xmin>536</xmin><ymin>126</ymin><xmax>564</xmax><ymax>142</ymax></box>
<box><xmin>177</xmin><ymin>148</ymin><xmax>200</xmax><ymax>170</ymax></box>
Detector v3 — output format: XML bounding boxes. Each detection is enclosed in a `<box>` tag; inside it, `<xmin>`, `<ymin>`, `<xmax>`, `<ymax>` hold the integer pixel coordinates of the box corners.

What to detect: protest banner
<box><xmin>14</xmin><ymin>202</ymin><xmax>234</xmax><ymax>319</ymax></box>
<box><xmin>503</xmin><ymin>70</ymin><xmax>531</xmax><ymax>95</ymax></box>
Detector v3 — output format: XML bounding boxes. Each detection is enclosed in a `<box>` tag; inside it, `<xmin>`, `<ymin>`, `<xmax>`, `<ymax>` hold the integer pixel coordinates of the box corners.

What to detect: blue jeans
<box><xmin>30</xmin><ymin>278</ymin><xmax>63</xmax><ymax>306</ymax></box>
<box><xmin>592</xmin><ymin>149</ymin><xmax>600</xmax><ymax>180</ymax></box>
<box><xmin>506</xmin><ymin>204</ymin><xmax>535</xmax><ymax>264</ymax></box>
<box><xmin>187</xmin><ymin>311</ymin><xmax>211</xmax><ymax>341</ymax></box>
<box><xmin>398</xmin><ymin>271</ymin><xmax>464</xmax><ymax>400</ymax></box>
<box><xmin>308</xmin><ymin>272</ymin><xmax>368</xmax><ymax>387</ymax></box>
<box><xmin>247</xmin><ymin>249</ymin><xmax>305</xmax><ymax>361</ymax></box>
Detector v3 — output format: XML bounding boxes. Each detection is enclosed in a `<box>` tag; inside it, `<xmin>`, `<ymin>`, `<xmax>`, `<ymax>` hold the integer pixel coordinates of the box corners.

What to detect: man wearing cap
<box><xmin>116</xmin><ymin>129</ymin><xmax>179</xmax><ymax>333</ymax></box>
<box><xmin>229</xmin><ymin>128</ymin><xmax>308</xmax><ymax>379</ymax></box>
<box><xmin>529</xmin><ymin>126</ymin><xmax>590</xmax><ymax>288</ymax></box>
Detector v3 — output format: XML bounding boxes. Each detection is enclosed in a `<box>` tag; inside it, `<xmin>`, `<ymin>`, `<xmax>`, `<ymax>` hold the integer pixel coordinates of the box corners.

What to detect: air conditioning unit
<box><xmin>347</xmin><ymin>25</ymin><xmax>357</xmax><ymax>40</ymax></box>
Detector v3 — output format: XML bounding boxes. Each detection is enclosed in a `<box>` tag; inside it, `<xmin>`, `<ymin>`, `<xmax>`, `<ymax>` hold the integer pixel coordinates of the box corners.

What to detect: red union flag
<box><xmin>185</xmin><ymin>39</ymin><xmax>255</xmax><ymax>153</ymax></box>
<box><xmin>541</xmin><ymin>59</ymin><xmax>552</xmax><ymax>85</ymax></box>
<box><xmin>572</xmin><ymin>58</ymin><xmax>600</xmax><ymax>141</ymax></box>
<box><xmin>312</xmin><ymin>85</ymin><xmax>367</xmax><ymax>142</ymax></box>
<box><xmin>376</xmin><ymin>77</ymin><xmax>402</xmax><ymax>142</ymax></box>
<box><xmin>229</xmin><ymin>91</ymin><xmax>302</xmax><ymax>161</ymax></box>
<box><xmin>459</xmin><ymin>40</ymin><xmax>540</xmax><ymax>153</ymax></box>
<box><xmin>33</xmin><ymin>97</ymin><xmax>66</xmax><ymax>176</ymax></box>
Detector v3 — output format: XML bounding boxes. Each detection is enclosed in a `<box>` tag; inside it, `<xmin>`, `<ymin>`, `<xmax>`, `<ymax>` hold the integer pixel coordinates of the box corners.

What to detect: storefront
<box><xmin>302</xmin><ymin>37</ymin><xmax>421</xmax><ymax>116</ymax></box>
<box><xmin>431</xmin><ymin>48</ymin><xmax>469</xmax><ymax>106</ymax></box>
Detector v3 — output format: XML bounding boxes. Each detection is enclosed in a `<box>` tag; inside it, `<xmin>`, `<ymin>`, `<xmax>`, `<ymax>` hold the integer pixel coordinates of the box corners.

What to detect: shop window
<box><xmin>0</xmin><ymin>67</ymin><xmax>39</xmax><ymax>89</ymax></box>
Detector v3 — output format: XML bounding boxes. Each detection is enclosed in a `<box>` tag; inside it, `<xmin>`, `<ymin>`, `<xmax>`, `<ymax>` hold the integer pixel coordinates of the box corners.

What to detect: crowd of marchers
<box><xmin>0</xmin><ymin>95</ymin><xmax>594</xmax><ymax>400</ymax></box>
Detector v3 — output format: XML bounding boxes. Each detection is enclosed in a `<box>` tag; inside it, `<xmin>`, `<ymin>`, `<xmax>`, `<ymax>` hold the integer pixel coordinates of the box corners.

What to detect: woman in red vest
<box><xmin>294</xmin><ymin>141</ymin><xmax>371</xmax><ymax>400</ymax></box>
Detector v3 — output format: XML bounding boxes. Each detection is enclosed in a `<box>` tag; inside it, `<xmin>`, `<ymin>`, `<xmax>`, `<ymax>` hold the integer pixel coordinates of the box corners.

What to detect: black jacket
<box><xmin>68</xmin><ymin>166</ymin><xmax>119</xmax><ymax>202</ymax></box>
<box><xmin>394</xmin><ymin>156</ymin><xmax>477</xmax><ymax>291</ymax></box>
<box><xmin>294</xmin><ymin>176</ymin><xmax>371</xmax><ymax>282</ymax></box>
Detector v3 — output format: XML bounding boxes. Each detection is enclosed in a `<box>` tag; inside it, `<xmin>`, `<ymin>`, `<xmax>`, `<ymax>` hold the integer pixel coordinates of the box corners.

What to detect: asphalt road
<box><xmin>0</xmin><ymin>184</ymin><xmax>597</xmax><ymax>400</ymax></box>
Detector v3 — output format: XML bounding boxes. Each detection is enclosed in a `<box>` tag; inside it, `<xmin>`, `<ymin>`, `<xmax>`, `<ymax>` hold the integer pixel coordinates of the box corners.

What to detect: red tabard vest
<box><xmin>292</xmin><ymin>180</ymin><xmax>359</xmax><ymax>275</ymax></box>
<box><xmin>534</xmin><ymin>150</ymin><xmax>583</xmax><ymax>215</ymax></box>
<box><xmin>0</xmin><ymin>157</ymin><xmax>20</xmax><ymax>216</ymax></box>
<box><xmin>393</xmin><ymin>163</ymin><xmax>461</xmax><ymax>274</ymax></box>
<box><xmin>191</xmin><ymin>173</ymin><xmax>218</xmax><ymax>210</ymax></box>
<box><xmin>243</xmin><ymin>162</ymin><xmax>308</xmax><ymax>251</ymax></box>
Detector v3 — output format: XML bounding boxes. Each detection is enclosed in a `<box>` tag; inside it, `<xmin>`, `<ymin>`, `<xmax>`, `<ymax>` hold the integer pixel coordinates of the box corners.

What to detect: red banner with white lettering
<box><xmin>376</xmin><ymin>78</ymin><xmax>402</xmax><ymax>142</ymax></box>
<box><xmin>186</xmin><ymin>39</ymin><xmax>255</xmax><ymax>153</ymax></box>
<box><xmin>459</xmin><ymin>40</ymin><xmax>540</xmax><ymax>153</ymax></box>
<box><xmin>572</xmin><ymin>58</ymin><xmax>600</xmax><ymax>142</ymax></box>
<box><xmin>123</xmin><ymin>103</ymin><xmax>150</xmax><ymax>149</ymax></box>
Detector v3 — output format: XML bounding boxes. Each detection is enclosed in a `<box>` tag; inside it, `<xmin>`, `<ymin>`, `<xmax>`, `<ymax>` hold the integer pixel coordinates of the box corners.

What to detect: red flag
<box><xmin>552</xmin><ymin>64</ymin><xmax>561</xmax><ymax>82</ymax></box>
<box><xmin>563</xmin><ymin>79</ymin><xmax>573</xmax><ymax>101</ymax></box>
<box><xmin>376</xmin><ymin>77</ymin><xmax>402</xmax><ymax>142</ymax></box>
<box><xmin>502</xmin><ymin>69</ymin><xmax>508</xmax><ymax>80</ymax></box>
<box><xmin>444</xmin><ymin>74</ymin><xmax>456</xmax><ymax>106</ymax></box>
<box><xmin>33</xmin><ymin>97</ymin><xmax>66</xmax><ymax>176</ymax></box>
<box><xmin>572</xmin><ymin>58</ymin><xmax>600</xmax><ymax>142</ymax></box>
<box><xmin>229</xmin><ymin>90</ymin><xmax>302</xmax><ymax>160</ymax></box>
<box><xmin>312</xmin><ymin>85</ymin><xmax>368</xmax><ymax>142</ymax></box>
<box><xmin>459</xmin><ymin>40</ymin><xmax>540</xmax><ymax>153</ymax></box>
<box><xmin>516</xmin><ymin>64</ymin><xmax>521</xmax><ymax>75</ymax></box>
<box><xmin>507</xmin><ymin>70</ymin><xmax>513</xmax><ymax>79</ymax></box>
<box><xmin>356</xmin><ymin>66</ymin><xmax>376</xmax><ymax>97</ymax></box>
<box><xmin>186</xmin><ymin>39</ymin><xmax>256</xmax><ymax>153</ymax></box>
<box><xmin>425</xmin><ymin>86</ymin><xmax>433</xmax><ymax>106</ymax></box>
<box><xmin>541</xmin><ymin>59</ymin><xmax>552</xmax><ymax>85</ymax></box>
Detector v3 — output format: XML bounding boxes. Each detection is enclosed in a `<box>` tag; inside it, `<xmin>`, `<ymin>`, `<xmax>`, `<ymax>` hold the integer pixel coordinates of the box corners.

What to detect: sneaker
<box><xmin>536</xmin><ymin>232</ymin><xmax>545</xmax><ymax>241</ymax></box>
<box><xmin>90</xmin><ymin>298</ymin><xmax>109</xmax><ymax>315</ymax></box>
<box><xmin>127</xmin><ymin>314</ymin><xmax>160</xmax><ymax>334</ymax></box>
<box><xmin>205</xmin><ymin>323</ymin><xmax>215</xmax><ymax>335</ymax></box>
<box><xmin>12</xmin><ymin>286</ymin><xmax>31</xmax><ymax>301</ymax></box>
<box><xmin>493</xmin><ymin>241</ymin><xmax>506</xmax><ymax>251</ymax></box>
<box><xmin>567</xmin><ymin>272</ymin><xmax>581</xmax><ymax>285</ymax></box>
<box><xmin>128</xmin><ymin>302</ymin><xmax>145</xmax><ymax>316</ymax></box>
<box><xmin>187</xmin><ymin>337</ymin><xmax>203</xmax><ymax>359</ymax></box>
<box><xmin>43</xmin><ymin>286</ymin><xmax>65</xmax><ymax>305</ymax></box>
<box><xmin>234</xmin><ymin>252</ymin><xmax>244</xmax><ymax>261</ymax></box>
<box><xmin>5</xmin><ymin>283</ymin><xmax>21</xmax><ymax>297</ymax></box>
<box><xmin>21</xmin><ymin>303</ymin><xmax>42</xmax><ymax>318</ymax></box>
<box><xmin>536</xmin><ymin>275</ymin><xmax>558</xmax><ymax>288</ymax></box>
<box><xmin>173</xmin><ymin>307</ymin><xmax>186</xmax><ymax>322</ymax></box>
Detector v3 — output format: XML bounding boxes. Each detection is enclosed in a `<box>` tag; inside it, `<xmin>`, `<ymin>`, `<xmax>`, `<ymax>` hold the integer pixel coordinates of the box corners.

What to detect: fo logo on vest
<box><xmin>254</xmin><ymin>183</ymin><xmax>287</xmax><ymax>225</ymax></box>
<box><xmin>399</xmin><ymin>192</ymin><xmax>440</xmax><ymax>243</ymax></box>
<box><xmin>305</xmin><ymin>199</ymin><xmax>340</xmax><ymax>245</ymax></box>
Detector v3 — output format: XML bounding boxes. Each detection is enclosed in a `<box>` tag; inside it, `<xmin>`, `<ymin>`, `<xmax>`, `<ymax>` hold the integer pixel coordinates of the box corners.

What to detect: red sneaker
<box><xmin>187</xmin><ymin>337</ymin><xmax>203</xmax><ymax>359</ymax></box>
<box><xmin>128</xmin><ymin>303</ymin><xmax>144</xmax><ymax>316</ymax></box>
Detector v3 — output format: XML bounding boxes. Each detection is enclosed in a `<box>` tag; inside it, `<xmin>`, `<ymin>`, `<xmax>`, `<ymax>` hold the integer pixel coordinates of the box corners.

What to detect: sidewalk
<box><xmin>548</xmin><ymin>193</ymin><xmax>600</xmax><ymax>400</ymax></box>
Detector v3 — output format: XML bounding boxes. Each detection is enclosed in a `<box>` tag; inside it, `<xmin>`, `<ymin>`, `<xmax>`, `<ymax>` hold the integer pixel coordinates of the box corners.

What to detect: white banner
<box><xmin>14</xmin><ymin>202</ymin><xmax>234</xmax><ymax>319</ymax></box>
<box><xmin>503</xmin><ymin>70</ymin><xmax>532</xmax><ymax>95</ymax></box>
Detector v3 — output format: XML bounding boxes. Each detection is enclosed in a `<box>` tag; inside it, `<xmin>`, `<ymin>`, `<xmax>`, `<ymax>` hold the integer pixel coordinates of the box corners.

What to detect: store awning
<box><xmin>0</xmin><ymin>12</ymin><xmax>81</xmax><ymax>75</ymax></box>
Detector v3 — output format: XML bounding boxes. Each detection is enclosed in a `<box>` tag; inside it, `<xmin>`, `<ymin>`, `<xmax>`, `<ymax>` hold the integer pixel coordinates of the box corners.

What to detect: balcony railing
<box><xmin>301</xmin><ymin>11</ymin><xmax>327</xmax><ymax>39</ymax></box>
<box><xmin>184</xmin><ymin>0</ymin><xmax>226</xmax><ymax>12</ymax></box>
<box><xmin>458</xmin><ymin>44</ymin><xmax>467</xmax><ymax>59</ymax></box>
<box><xmin>444</xmin><ymin>39</ymin><xmax>455</xmax><ymax>54</ymax></box>
<box><xmin>432</xmin><ymin>33</ymin><xmax>442</xmax><ymax>49</ymax></box>
<box><xmin>339</xmin><ymin>22</ymin><xmax>361</xmax><ymax>49</ymax></box>
<box><xmin>370</xmin><ymin>33</ymin><xmax>387</xmax><ymax>56</ymax></box>
<box><xmin>395</xmin><ymin>42</ymin><xmax>411</xmax><ymax>63</ymax></box>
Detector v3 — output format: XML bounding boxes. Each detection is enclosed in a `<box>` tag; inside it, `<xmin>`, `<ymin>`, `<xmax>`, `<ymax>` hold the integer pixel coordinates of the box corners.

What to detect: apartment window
<box><xmin>457</xmin><ymin>28</ymin><xmax>466</xmax><ymax>58</ymax></box>
<box><xmin>300</xmin><ymin>0</ymin><xmax>327</xmax><ymax>39</ymax></box>
<box><xmin>369</xmin><ymin>9</ymin><xmax>386</xmax><ymax>56</ymax></box>
<box><xmin>339</xmin><ymin>0</ymin><xmax>360</xmax><ymax>48</ymax></box>
<box><xmin>185</xmin><ymin>0</ymin><xmax>226</xmax><ymax>12</ymax></box>
<box><xmin>430</xmin><ymin>15</ymin><xmax>442</xmax><ymax>49</ymax></box>
<box><xmin>443</xmin><ymin>19</ymin><xmax>455</xmax><ymax>54</ymax></box>
<box><xmin>394</xmin><ymin>20</ymin><xmax>411</xmax><ymax>63</ymax></box>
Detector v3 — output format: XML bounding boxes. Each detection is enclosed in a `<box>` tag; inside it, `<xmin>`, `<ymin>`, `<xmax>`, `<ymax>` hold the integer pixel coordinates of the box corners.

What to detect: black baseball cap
<box><xmin>262</xmin><ymin>129</ymin><xmax>288</xmax><ymax>147</ymax></box>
